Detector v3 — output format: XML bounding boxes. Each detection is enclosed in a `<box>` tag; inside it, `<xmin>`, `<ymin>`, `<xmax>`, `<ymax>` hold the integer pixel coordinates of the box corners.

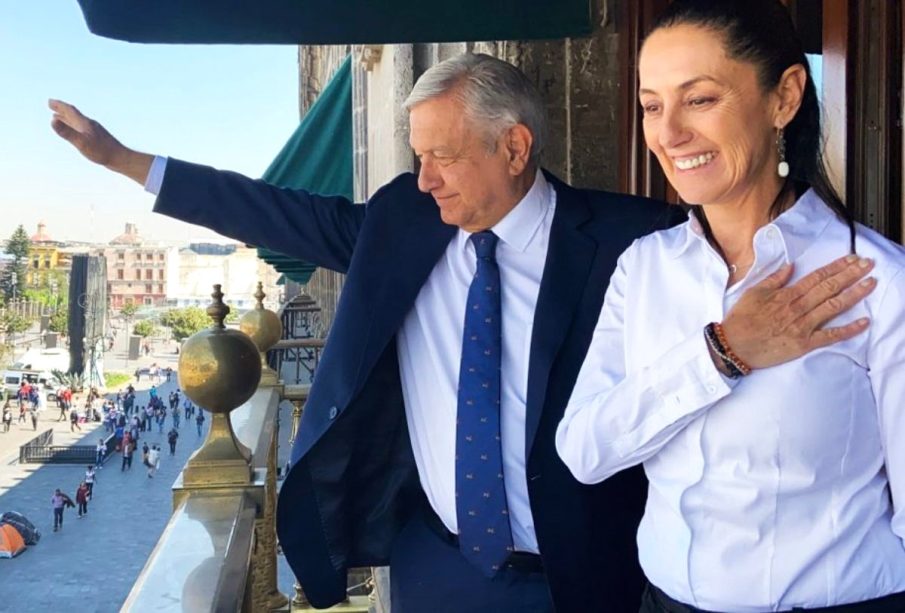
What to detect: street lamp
<box><xmin>10</xmin><ymin>271</ymin><xmax>17</xmax><ymax>303</ymax></box>
<box><xmin>50</xmin><ymin>279</ymin><xmax>58</xmax><ymax>312</ymax></box>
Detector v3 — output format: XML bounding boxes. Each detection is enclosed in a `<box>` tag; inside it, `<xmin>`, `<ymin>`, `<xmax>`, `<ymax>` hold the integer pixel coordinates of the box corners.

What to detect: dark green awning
<box><xmin>257</xmin><ymin>55</ymin><xmax>353</xmax><ymax>285</ymax></box>
<box><xmin>76</xmin><ymin>1</ymin><xmax>592</xmax><ymax>45</ymax></box>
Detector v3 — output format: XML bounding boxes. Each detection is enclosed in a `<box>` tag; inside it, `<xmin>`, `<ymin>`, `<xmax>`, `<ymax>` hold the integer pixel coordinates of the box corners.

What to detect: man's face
<box><xmin>409</xmin><ymin>93</ymin><xmax>521</xmax><ymax>232</ymax></box>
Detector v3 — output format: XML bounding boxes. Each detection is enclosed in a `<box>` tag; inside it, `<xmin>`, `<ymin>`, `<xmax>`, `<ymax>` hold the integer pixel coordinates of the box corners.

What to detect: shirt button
<box><xmin>706</xmin><ymin>385</ymin><xmax>717</xmax><ymax>394</ymax></box>
<box><xmin>328</xmin><ymin>406</ymin><xmax>338</xmax><ymax>420</ymax></box>
<box><xmin>673</xmin><ymin>395</ymin><xmax>681</xmax><ymax>405</ymax></box>
<box><xmin>766</xmin><ymin>228</ymin><xmax>778</xmax><ymax>240</ymax></box>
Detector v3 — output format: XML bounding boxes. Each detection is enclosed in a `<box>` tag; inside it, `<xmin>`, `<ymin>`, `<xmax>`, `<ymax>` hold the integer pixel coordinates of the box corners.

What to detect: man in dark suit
<box><xmin>50</xmin><ymin>54</ymin><xmax>677</xmax><ymax>612</ymax></box>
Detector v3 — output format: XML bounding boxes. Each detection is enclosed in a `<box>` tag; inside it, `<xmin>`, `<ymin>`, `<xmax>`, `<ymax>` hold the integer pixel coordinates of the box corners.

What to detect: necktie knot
<box><xmin>471</xmin><ymin>231</ymin><xmax>499</xmax><ymax>261</ymax></box>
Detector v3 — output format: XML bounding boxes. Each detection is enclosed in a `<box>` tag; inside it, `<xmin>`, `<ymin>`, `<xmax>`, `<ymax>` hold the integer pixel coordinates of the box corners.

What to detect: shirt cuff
<box><xmin>144</xmin><ymin>156</ymin><xmax>168</xmax><ymax>195</ymax></box>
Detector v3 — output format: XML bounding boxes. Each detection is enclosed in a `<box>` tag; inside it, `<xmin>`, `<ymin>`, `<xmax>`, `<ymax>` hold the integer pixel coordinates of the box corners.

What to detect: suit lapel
<box><xmin>524</xmin><ymin>179</ymin><xmax>597</xmax><ymax>458</ymax></box>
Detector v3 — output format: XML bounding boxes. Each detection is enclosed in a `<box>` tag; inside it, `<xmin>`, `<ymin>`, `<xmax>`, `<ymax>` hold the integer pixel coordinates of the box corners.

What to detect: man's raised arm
<box><xmin>49</xmin><ymin>99</ymin><xmax>154</xmax><ymax>186</ymax></box>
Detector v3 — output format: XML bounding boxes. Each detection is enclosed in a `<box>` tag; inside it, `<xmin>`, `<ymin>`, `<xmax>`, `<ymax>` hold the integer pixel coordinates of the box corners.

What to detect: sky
<box><xmin>0</xmin><ymin>2</ymin><xmax>300</xmax><ymax>245</ymax></box>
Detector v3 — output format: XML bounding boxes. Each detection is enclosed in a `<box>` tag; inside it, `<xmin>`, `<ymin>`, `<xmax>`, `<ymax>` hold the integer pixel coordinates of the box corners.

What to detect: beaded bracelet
<box><xmin>703</xmin><ymin>323</ymin><xmax>744</xmax><ymax>378</ymax></box>
<box><xmin>704</xmin><ymin>322</ymin><xmax>752</xmax><ymax>378</ymax></box>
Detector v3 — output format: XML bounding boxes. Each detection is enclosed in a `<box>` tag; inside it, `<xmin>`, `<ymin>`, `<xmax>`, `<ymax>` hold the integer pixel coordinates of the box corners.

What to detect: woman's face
<box><xmin>638</xmin><ymin>24</ymin><xmax>781</xmax><ymax>207</ymax></box>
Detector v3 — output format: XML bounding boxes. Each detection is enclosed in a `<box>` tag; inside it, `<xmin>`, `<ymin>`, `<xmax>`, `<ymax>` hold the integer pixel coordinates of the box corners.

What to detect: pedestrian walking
<box><xmin>69</xmin><ymin>407</ymin><xmax>81</xmax><ymax>432</ymax></box>
<box><xmin>167</xmin><ymin>427</ymin><xmax>179</xmax><ymax>455</ymax></box>
<box><xmin>57</xmin><ymin>394</ymin><xmax>68</xmax><ymax>421</ymax></box>
<box><xmin>172</xmin><ymin>407</ymin><xmax>180</xmax><ymax>429</ymax></box>
<box><xmin>85</xmin><ymin>465</ymin><xmax>97</xmax><ymax>498</ymax></box>
<box><xmin>76</xmin><ymin>482</ymin><xmax>90</xmax><ymax>517</ymax></box>
<box><xmin>195</xmin><ymin>410</ymin><xmax>205</xmax><ymax>437</ymax></box>
<box><xmin>121</xmin><ymin>438</ymin><xmax>134</xmax><ymax>471</ymax></box>
<box><xmin>51</xmin><ymin>488</ymin><xmax>73</xmax><ymax>531</ymax></box>
<box><xmin>146</xmin><ymin>445</ymin><xmax>160</xmax><ymax>478</ymax></box>
<box><xmin>30</xmin><ymin>407</ymin><xmax>38</xmax><ymax>430</ymax></box>
<box><xmin>141</xmin><ymin>442</ymin><xmax>149</xmax><ymax>466</ymax></box>
<box><xmin>2</xmin><ymin>404</ymin><xmax>12</xmax><ymax>433</ymax></box>
<box><xmin>134</xmin><ymin>367</ymin><xmax>141</xmax><ymax>383</ymax></box>
<box><xmin>95</xmin><ymin>439</ymin><xmax>105</xmax><ymax>466</ymax></box>
<box><xmin>183</xmin><ymin>398</ymin><xmax>193</xmax><ymax>420</ymax></box>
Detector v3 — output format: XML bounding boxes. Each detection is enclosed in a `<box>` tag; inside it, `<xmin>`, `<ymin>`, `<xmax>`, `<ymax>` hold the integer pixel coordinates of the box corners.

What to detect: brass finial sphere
<box><xmin>239</xmin><ymin>282</ymin><xmax>283</xmax><ymax>353</ymax></box>
<box><xmin>178</xmin><ymin>285</ymin><xmax>261</xmax><ymax>414</ymax></box>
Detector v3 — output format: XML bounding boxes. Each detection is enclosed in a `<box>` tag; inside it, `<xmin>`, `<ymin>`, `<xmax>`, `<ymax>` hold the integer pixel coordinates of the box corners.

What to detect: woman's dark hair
<box><xmin>649</xmin><ymin>0</ymin><xmax>856</xmax><ymax>253</ymax></box>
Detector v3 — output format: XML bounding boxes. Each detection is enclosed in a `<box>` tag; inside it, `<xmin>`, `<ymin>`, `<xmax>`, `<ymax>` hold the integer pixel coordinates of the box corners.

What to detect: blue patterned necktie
<box><xmin>456</xmin><ymin>230</ymin><xmax>513</xmax><ymax>576</ymax></box>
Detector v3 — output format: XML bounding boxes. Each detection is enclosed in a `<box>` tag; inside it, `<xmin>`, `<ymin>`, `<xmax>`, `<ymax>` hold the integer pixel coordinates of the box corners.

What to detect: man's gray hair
<box><xmin>403</xmin><ymin>53</ymin><xmax>547</xmax><ymax>164</ymax></box>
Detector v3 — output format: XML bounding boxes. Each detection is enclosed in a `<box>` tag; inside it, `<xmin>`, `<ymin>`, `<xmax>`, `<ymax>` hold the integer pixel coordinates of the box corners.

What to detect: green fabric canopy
<box><xmin>76</xmin><ymin>1</ymin><xmax>592</xmax><ymax>45</ymax></box>
<box><xmin>257</xmin><ymin>55</ymin><xmax>353</xmax><ymax>285</ymax></box>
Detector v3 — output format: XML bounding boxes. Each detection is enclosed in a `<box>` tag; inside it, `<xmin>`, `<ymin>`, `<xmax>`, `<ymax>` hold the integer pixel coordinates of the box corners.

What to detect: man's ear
<box><xmin>506</xmin><ymin>124</ymin><xmax>533</xmax><ymax>176</ymax></box>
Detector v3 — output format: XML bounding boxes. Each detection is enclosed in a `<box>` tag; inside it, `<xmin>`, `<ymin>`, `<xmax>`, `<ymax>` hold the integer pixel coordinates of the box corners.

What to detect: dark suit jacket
<box><xmin>155</xmin><ymin>159</ymin><xmax>680</xmax><ymax>612</ymax></box>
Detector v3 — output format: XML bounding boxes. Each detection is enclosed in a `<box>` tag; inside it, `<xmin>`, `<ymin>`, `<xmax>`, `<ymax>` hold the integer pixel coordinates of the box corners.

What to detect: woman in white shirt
<box><xmin>556</xmin><ymin>1</ymin><xmax>905</xmax><ymax>611</ymax></box>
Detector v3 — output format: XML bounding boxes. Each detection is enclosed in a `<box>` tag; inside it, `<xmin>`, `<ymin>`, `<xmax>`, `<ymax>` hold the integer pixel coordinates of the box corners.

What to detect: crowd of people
<box><xmin>46</xmin><ymin>370</ymin><xmax>210</xmax><ymax>533</ymax></box>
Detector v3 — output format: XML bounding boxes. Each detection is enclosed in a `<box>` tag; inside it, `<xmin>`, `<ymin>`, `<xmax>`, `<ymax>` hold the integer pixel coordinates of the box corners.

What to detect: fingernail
<box><xmin>858</xmin><ymin>317</ymin><xmax>870</xmax><ymax>326</ymax></box>
<box><xmin>858</xmin><ymin>258</ymin><xmax>872</xmax><ymax>268</ymax></box>
<box><xmin>859</xmin><ymin>277</ymin><xmax>875</xmax><ymax>287</ymax></box>
<box><xmin>845</xmin><ymin>255</ymin><xmax>858</xmax><ymax>263</ymax></box>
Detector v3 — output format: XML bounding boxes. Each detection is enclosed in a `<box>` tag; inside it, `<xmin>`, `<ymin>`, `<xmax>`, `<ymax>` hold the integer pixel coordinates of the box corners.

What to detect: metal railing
<box><xmin>268</xmin><ymin>338</ymin><xmax>325</xmax><ymax>386</ymax></box>
<box><xmin>19</xmin><ymin>430</ymin><xmax>115</xmax><ymax>465</ymax></box>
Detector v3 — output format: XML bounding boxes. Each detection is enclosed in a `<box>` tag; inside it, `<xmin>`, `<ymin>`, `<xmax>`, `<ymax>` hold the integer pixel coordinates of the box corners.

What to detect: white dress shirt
<box><xmin>147</xmin><ymin>158</ymin><xmax>555</xmax><ymax>553</ymax></box>
<box><xmin>556</xmin><ymin>190</ymin><xmax>905</xmax><ymax>611</ymax></box>
<box><xmin>398</xmin><ymin>170</ymin><xmax>555</xmax><ymax>553</ymax></box>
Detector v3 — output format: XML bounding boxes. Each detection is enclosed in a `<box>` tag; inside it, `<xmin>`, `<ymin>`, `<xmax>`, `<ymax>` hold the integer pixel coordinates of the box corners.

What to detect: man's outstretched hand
<box><xmin>49</xmin><ymin>99</ymin><xmax>153</xmax><ymax>185</ymax></box>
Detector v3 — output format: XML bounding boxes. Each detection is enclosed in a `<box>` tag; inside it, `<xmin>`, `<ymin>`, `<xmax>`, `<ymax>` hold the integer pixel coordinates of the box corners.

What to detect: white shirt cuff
<box><xmin>144</xmin><ymin>156</ymin><xmax>168</xmax><ymax>195</ymax></box>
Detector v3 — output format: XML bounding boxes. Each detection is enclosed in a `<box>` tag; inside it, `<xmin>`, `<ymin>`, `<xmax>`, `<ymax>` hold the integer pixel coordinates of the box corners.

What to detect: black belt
<box><xmin>647</xmin><ymin>583</ymin><xmax>905</xmax><ymax>613</ymax></box>
<box><xmin>422</xmin><ymin>507</ymin><xmax>544</xmax><ymax>574</ymax></box>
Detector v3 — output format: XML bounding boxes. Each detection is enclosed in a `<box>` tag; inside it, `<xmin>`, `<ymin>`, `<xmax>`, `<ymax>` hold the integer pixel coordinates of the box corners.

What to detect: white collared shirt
<box><xmin>556</xmin><ymin>190</ymin><xmax>905</xmax><ymax>611</ymax></box>
<box><xmin>147</xmin><ymin>159</ymin><xmax>555</xmax><ymax>552</ymax></box>
<box><xmin>398</xmin><ymin>170</ymin><xmax>556</xmax><ymax>553</ymax></box>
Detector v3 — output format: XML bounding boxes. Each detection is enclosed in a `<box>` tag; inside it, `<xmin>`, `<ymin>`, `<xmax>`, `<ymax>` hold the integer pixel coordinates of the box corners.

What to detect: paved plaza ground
<box><xmin>0</xmin><ymin>328</ymin><xmax>305</xmax><ymax>611</ymax></box>
<box><xmin>0</xmin><ymin>369</ymin><xmax>210</xmax><ymax>611</ymax></box>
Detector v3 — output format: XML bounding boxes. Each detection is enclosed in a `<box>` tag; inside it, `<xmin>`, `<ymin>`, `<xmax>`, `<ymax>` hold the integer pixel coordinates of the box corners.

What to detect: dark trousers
<box><xmin>640</xmin><ymin>583</ymin><xmax>905</xmax><ymax>613</ymax></box>
<box><xmin>86</xmin><ymin>482</ymin><xmax>94</xmax><ymax>498</ymax></box>
<box><xmin>77</xmin><ymin>501</ymin><xmax>87</xmax><ymax>516</ymax></box>
<box><xmin>389</xmin><ymin>513</ymin><xmax>554</xmax><ymax>613</ymax></box>
<box><xmin>53</xmin><ymin>508</ymin><xmax>63</xmax><ymax>528</ymax></box>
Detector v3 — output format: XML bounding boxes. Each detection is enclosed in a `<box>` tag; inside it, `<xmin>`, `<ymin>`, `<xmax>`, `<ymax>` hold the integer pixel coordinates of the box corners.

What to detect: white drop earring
<box><xmin>777</xmin><ymin>127</ymin><xmax>789</xmax><ymax>178</ymax></box>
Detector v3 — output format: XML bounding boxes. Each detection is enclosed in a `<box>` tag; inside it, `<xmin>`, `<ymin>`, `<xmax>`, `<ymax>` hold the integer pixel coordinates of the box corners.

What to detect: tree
<box><xmin>1</xmin><ymin>311</ymin><xmax>31</xmax><ymax>338</ymax></box>
<box><xmin>133</xmin><ymin>320</ymin><xmax>157</xmax><ymax>338</ymax></box>
<box><xmin>120</xmin><ymin>303</ymin><xmax>139</xmax><ymax>319</ymax></box>
<box><xmin>48</xmin><ymin>309</ymin><xmax>68</xmax><ymax>335</ymax></box>
<box><xmin>160</xmin><ymin>307</ymin><xmax>210</xmax><ymax>341</ymax></box>
<box><xmin>0</xmin><ymin>225</ymin><xmax>30</xmax><ymax>304</ymax></box>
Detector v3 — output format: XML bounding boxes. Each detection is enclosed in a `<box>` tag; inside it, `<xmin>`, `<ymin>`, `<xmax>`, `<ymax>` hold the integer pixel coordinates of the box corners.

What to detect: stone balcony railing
<box><xmin>119</xmin><ymin>287</ymin><xmax>370</xmax><ymax>612</ymax></box>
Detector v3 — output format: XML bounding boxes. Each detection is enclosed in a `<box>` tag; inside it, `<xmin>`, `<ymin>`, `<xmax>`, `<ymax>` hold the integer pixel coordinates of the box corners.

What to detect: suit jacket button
<box><xmin>328</xmin><ymin>406</ymin><xmax>338</xmax><ymax>420</ymax></box>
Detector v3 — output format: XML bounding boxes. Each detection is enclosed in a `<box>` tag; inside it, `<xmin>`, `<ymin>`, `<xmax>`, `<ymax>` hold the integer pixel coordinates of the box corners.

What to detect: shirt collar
<box><xmin>668</xmin><ymin>188</ymin><xmax>834</xmax><ymax>262</ymax></box>
<box><xmin>458</xmin><ymin>169</ymin><xmax>552</xmax><ymax>254</ymax></box>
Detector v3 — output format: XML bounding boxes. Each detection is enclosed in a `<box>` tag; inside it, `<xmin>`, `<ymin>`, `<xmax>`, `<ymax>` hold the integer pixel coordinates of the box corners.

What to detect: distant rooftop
<box><xmin>186</xmin><ymin>243</ymin><xmax>239</xmax><ymax>256</ymax></box>
<box><xmin>30</xmin><ymin>221</ymin><xmax>53</xmax><ymax>243</ymax></box>
<box><xmin>110</xmin><ymin>222</ymin><xmax>143</xmax><ymax>245</ymax></box>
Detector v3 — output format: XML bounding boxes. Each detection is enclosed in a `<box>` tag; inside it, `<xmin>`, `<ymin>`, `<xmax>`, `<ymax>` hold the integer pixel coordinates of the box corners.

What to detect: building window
<box><xmin>146</xmin><ymin>253</ymin><xmax>153</xmax><ymax>261</ymax></box>
<box><xmin>145</xmin><ymin>284</ymin><xmax>152</xmax><ymax>294</ymax></box>
<box><xmin>158</xmin><ymin>253</ymin><xmax>165</xmax><ymax>260</ymax></box>
<box><xmin>135</xmin><ymin>269</ymin><xmax>141</xmax><ymax>280</ymax></box>
<box><xmin>44</xmin><ymin>259</ymin><xmax>51</xmax><ymax>269</ymax></box>
<box><xmin>32</xmin><ymin>258</ymin><xmax>39</xmax><ymax>269</ymax></box>
<box><xmin>117</xmin><ymin>270</ymin><xmax>124</xmax><ymax>280</ymax></box>
<box><xmin>158</xmin><ymin>269</ymin><xmax>164</xmax><ymax>280</ymax></box>
<box><xmin>145</xmin><ymin>269</ymin><xmax>152</xmax><ymax>280</ymax></box>
<box><xmin>158</xmin><ymin>284</ymin><xmax>164</xmax><ymax>294</ymax></box>
<box><xmin>144</xmin><ymin>297</ymin><xmax>153</xmax><ymax>306</ymax></box>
